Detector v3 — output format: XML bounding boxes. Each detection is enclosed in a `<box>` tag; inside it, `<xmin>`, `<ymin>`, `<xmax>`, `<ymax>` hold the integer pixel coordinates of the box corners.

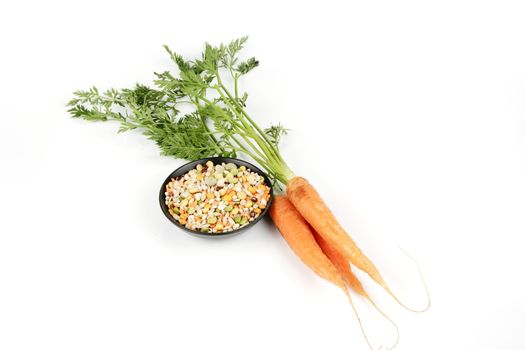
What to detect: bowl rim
<box><xmin>159</xmin><ymin>156</ymin><xmax>274</xmax><ymax>237</ymax></box>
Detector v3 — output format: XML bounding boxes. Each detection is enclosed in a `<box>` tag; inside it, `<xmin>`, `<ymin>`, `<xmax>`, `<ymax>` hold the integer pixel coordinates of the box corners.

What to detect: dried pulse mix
<box><xmin>165</xmin><ymin>161</ymin><xmax>271</xmax><ymax>233</ymax></box>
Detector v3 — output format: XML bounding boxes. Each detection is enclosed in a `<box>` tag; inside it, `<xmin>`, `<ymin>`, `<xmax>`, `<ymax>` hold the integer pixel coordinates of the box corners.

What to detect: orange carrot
<box><xmin>287</xmin><ymin>177</ymin><xmax>430</xmax><ymax>312</ymax></box>
<box><xmin>270</xmin><ymin>195</ymin><xmax>372</xmax><ymax>349</ymax></box>
<box><xmin>287</xmin><ymin>177</ymin><xmax>385</xmax><ymax>286</ymax></box>
<box><xmin>313</xmin><ymin>230</ymin><xmax>367</xmax><ymax>297</ymax></box>
<box><xmin>270</xmin><ymin>195</ymin><xmax>347</xmax><ymax>290</ymax></box>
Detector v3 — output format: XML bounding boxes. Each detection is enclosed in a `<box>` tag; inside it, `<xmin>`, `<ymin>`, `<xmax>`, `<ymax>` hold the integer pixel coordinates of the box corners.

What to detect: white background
<box><xmin>1</xmin><ymin>1</ymin><xmax>525</xmax><ymax>349</ymax></box>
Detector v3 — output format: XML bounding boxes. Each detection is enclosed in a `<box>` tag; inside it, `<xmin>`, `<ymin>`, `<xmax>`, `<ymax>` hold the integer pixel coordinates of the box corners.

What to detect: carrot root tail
<box><xmin>368</xmin><ymin>298</ymin><xmax>400</xmax><ymax>350</ymax></box>
<box><xmin>344</xmin><ymin>288</ymin><xmax>374</xmax><ymax>350</ymax></box>
<box><xmin>383</xmin><ymin>247</ymin><xmax>431</xmax><ymax>313</ymax></box>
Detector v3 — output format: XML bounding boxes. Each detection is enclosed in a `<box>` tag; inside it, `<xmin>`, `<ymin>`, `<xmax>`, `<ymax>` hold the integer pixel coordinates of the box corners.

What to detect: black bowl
<box><xmin>159</xmin><ymin>157</ymin><xmax>274</xmax><ymax>238</ymax></box>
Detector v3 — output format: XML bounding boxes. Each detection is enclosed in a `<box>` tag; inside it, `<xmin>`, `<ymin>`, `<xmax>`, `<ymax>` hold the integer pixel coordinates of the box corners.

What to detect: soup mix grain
<box><xmin>165</xmin><ymin>161</ymin><xmax>271</xmax><ymax>233</ymax></box>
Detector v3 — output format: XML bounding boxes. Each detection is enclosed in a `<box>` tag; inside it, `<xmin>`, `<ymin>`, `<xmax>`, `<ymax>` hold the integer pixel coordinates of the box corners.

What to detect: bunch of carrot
<box><xmin>68</xmin><ymin>37</ymin><xmax>429</xmax><ymax>348</ymax></box>
<box><xmin>270</xmin><ymin>177</ymin><xmax>430</xmax><ymax>349</ymax></box>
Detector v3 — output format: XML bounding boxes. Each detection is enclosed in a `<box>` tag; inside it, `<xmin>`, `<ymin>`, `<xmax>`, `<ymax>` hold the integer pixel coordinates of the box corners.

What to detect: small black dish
<box><xmin>159</xmin><ymin>157</ymin><xmax>274</xmax><ymax>238</ymax></box>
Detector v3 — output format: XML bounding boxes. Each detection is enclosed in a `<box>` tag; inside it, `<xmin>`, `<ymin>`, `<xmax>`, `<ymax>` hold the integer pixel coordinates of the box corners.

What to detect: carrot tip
<box><xmin>385</xmin><ymin>246</ymin><xmax>431</xmax><ymax>313</ymax></box>
<box><xmin>344</xmin><ymin>288</ymin><xmax>374</xmax><ymax>350</ymax></box>
<box><xmin>347</xmin><ymin>289</ymin><xmax>398</xmax><ymax>350</ymax></box>
<box><xmin>368</xmin><ymin>298</ymin><xmax>400</xmax><ymax>350</ymax></box>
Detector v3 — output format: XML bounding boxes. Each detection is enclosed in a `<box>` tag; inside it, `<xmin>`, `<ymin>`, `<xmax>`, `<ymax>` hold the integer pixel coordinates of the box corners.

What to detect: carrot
<box><xmin>270</xmin><ymin>196</ymin><xmax>344</xmax><ymax>288</ymax></box>
<box><xmin>270</xmin><ymin>195</ymin><xmax>373</xmax><ymax>349</ymax></box>
<box><xmin>314</xmin><ymin>231</ymin><xmax>400</xmax><ymax>349</ymax></box>
<box><xmin>287</xmin><ymin>177</ymin><xmax>430</xmax><ymax>312</ymax></box>
<box><xmin>287</xmin><ymin>177</ymin><xmax>385</xmax><ymax>285</ymax></box>
<box><xmin>313</xmin><ymin>230</ymin><xmax>367</xmax><ymax>297</ymax></box>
